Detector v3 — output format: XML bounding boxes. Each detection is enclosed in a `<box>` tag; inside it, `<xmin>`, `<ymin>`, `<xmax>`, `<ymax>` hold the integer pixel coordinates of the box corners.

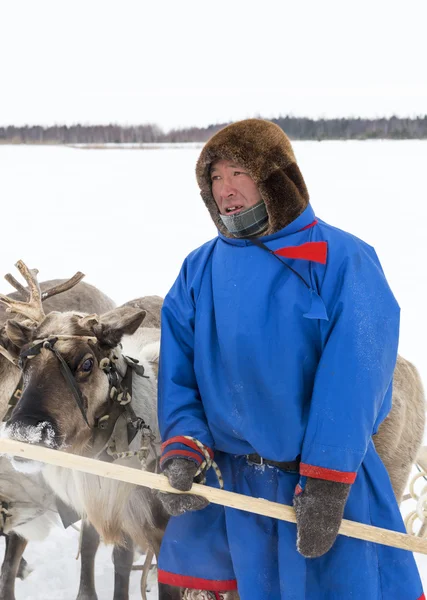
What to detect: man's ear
<box><xmin>93</xmin><ymin>307</ymin><xmax>146</xmax><ymax>348</ymax></box>
<box><xmin>5</xmin><ymin>319</ymin><xmax>35</xmax><ymax>349</ymax></box>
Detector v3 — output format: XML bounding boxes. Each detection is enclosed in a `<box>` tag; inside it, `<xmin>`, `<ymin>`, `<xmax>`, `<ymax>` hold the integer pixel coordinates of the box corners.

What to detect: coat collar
<box><xmin>217</xmin><ymin>204</ymin><xmax>316</xmax><ymax>246</ymax></box>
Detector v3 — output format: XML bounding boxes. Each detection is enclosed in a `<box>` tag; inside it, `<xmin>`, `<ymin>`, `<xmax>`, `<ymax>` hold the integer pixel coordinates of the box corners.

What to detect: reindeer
<box><xmin>0</xmin><ymin>269</ymin><xmax>149</xmax><ymax>600</ymax></box>
<box><xmin>0</xmin><ymin>262</ymin><xmax>424</xmax><ymax>600</ymax></box>
<box><xmin>0</xmin><ymin>262</ymin><xmax>178</xmax><ymax>600</ymax></box>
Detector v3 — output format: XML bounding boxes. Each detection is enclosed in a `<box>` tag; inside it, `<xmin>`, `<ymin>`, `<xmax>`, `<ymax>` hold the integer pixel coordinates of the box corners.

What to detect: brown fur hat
<box><xmin>196</xmin><ymin>119</ymin><xmax>310</xmax><ymax>237</ymax></box>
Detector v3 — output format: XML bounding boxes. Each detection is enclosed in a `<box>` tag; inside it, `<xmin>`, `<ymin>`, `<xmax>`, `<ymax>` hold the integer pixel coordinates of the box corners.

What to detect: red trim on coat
<box><xmin>160</xmin><ymin>449</ymin><xmax>203</xmax><ymax>466</ymax></box>
<box><xmin>299</xmin><ymin>219</ymin><xmax>318</xmax><ymax>231</ymax></box>
<box><xmin>294</xmin><ymin>483</ymin><xmax>303</xmax><ymax>496</ymax></box>
<box><xmin>274</xmin><ymin>241</ymin><xmax>327</xmax><ymax>264</ymax></box>
<box><xmin>300</xmin><ymin>463</ymin><xmax>357</xmax><ymax>484</ymax></box>
<box><xmin>162</xmin><ymin>435</ymin><xmax>214</xmax><ymax>459</ymax></box>
<box><xmin>417</xmin><ymin>594</ymin><xmax>425</xmax><ymax>600</ymax></box>
<box><xmin>158</xmin><ymin>569</ymin><xmax>238</xmax><ymax>591</ymax></box>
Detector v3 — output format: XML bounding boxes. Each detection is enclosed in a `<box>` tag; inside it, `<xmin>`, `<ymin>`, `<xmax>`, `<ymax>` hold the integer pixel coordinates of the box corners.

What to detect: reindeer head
<box><xmin>0</xmin><ymin>262</ymin><xmax>146</xmax><ymax>469</ymax></box>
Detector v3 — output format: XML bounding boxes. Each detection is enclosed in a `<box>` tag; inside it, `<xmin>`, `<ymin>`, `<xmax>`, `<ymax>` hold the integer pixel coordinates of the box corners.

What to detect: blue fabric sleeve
<box><xmin>158</xmin><ymin>259</ymin><xmax>215</xmax><ymax>452</ymax></box>
<box><xmin>301</xmin><ymin>241</ymin><xmax>400</xmax><ymax>481</ymax></box>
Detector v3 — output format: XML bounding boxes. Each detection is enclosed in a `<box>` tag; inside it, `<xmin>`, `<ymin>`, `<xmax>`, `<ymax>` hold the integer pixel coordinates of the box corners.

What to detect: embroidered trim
<box><xmin>300</xmin><ymin>463</ymin><xmax>357</xmax><ymax>484</ymax></box>
<box><xmin>160</xmin><ymin>449</ymin><xmax>203</xmax><ymax>466</ymax></box>
<box><xmin>158</xmin><ymin>569</ymin><xmax>238</xmax><ymax>591</ymax></box>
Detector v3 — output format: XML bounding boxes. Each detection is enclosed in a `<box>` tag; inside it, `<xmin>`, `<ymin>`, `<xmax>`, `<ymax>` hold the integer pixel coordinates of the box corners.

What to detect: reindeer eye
<box><xmin>80</xmin><ymin>357</ymin><xmax>94</xmax><ymax>373</ymax></box>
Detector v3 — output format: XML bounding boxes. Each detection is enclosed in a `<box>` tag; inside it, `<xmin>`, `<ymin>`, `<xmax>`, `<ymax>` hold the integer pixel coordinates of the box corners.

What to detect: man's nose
<box><xmin>220</xmin><ymin>182</ymin><xmax>236</xmax><ymax>199</ymax></box>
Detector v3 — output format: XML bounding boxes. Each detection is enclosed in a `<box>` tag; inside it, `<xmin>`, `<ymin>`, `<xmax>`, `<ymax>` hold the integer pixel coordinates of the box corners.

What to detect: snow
<box><xmin>4</xmin><ymin>526</ymin><xmax>158</xmax><ymax>600</ymax></box>
<box><xmin>0</xmin><ymin>141</ymin><xmax>426</xmax><ymax>597</ymax></box>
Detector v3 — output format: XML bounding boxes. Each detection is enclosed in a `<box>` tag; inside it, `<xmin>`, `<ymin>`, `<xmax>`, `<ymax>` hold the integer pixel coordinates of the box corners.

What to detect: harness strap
<box><xmin>19</xmin><ymin>337</ymin><xmax>90</xmax><ymax>428</ymax></box>
<box><xmin>16</xmin><ymin>337</ymin><xmax>156</xmax><ymax>464</ymax></box>
<box><xmin>47</xmin><ymin>342</ymin><xmax>90</xmax><ymax>427</ymax></box>
<box><xmin>2</xmin><ymin>376</ymin><xmax>24</xmax><ymax>423</ymax></box>
<box><xmin>91</xmin><ymin>402</ymin><xmax>125</xmax><ymax>459</ymax></box>
<box><xmin>91</xmin><ymin>360</ymin><xmax>156</xmax><ymax>471</ymax></box>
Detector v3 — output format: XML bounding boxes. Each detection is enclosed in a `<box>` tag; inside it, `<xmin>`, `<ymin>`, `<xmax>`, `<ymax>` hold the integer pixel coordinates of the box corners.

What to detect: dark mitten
<box><xmin>293</xmin><ymin>477</ymin><xmax>351</xmax><ymax>558</ymax></box>
<box><xmin>159</xmin><ymin>458</ymin><xmax>209</xmax><ymax>516</ymax></box>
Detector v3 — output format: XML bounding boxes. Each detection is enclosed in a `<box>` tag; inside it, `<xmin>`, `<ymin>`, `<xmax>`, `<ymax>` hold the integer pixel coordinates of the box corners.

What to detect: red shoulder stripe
<box><xmin>299</xmin><ymin>219</ymin><xmax>318</xmax><ymax>231</ymax></box>
<box><xmin>274</xmin><ymin>241</ymin><xmax>327</xmax><ymax>264</ymax></box>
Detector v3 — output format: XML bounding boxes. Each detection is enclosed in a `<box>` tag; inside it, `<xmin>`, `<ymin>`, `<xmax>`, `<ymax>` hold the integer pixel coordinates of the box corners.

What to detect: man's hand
<box><xmin>159</xmin><ymin>458</ymin><xmax>209</xmax><ymax>516</ymax></box>
<box><xmin>293</xmin><ymin>477</ymin><xmax>351</xmax><ymax>557</ymax></box>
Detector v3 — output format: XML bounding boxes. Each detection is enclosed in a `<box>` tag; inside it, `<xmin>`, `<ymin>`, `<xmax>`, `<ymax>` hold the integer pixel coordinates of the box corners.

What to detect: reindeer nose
<box><xmin>6</xmin><ymin>412</ymin><xmax>58</xmax><ymax>447</ymax></box>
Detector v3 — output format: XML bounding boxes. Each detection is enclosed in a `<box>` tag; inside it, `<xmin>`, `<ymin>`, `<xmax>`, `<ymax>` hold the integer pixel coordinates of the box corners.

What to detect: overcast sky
<box><xmin>1</xmin><ymin>0</ymin><xmax>426</xmax><ymax>130</ymax></box>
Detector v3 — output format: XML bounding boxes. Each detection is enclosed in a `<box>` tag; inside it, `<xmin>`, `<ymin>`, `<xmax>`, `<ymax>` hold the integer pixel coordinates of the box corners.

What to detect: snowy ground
<box><xmin>3</xmin><ymin>526</ymin><xmax>158</xmax><ymax>600</ymax></box>
<box><xmin>0</xmin><ymin>141</ymin><xmax>427</xmax><ymax>598</ymax></box>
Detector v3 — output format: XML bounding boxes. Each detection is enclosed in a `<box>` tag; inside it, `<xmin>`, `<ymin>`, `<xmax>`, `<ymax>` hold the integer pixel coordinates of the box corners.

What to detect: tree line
<box><xmin>1</xmin><ymin>116</ymin><xmax>426</xmax><ymax>144</ymax></box>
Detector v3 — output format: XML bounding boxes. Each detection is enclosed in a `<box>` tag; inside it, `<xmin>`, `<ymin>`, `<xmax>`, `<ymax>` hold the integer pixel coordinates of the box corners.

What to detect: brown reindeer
<box><xmin>0</xmin><ymin>262</ymin><xmax>178</xmax><ymax>600</ymax></box>
<box><xmin>0</xmin><ymin>269</ymin><xmax>147</xmax><ymax>600</ymax></box>
<box><xmin>0</xmin><ymin>262</ymin><xmax>424</xmax><ymax>600</ymax></box>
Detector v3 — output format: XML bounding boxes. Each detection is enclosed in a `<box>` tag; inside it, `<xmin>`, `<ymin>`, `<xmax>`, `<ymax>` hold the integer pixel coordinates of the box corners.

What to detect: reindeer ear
<box><xmin>94</xmin><ymin>307</ymin><xmax>146</xmax><ymax>348</ymax></box>
<box><xmin>5</xmin><ymin>319</ymin><xmax>34</xmax><ymax>349</ymax></box>
<box><xmin>0</xmin><ymin>325</ymin><xmax>20</xmax><ymax>364</ymax></box>
<box><xmin>78</xmin><ymin>314</ymin><xmax>100</xmax><ymax>330</ymax></box>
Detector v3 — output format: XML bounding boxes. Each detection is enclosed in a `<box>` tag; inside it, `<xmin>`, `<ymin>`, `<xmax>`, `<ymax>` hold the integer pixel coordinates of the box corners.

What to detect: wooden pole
<box><xmin>0</xmin><ymin>438</ymin><xmax>426</xmax><ymax>555</ymax></box>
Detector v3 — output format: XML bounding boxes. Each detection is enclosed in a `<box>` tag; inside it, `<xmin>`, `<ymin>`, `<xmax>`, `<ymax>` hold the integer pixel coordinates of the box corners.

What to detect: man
<box><xmin>156</xmin><ymin>119</ymin><xmax>424</xmax><ymax>599</ymax></box>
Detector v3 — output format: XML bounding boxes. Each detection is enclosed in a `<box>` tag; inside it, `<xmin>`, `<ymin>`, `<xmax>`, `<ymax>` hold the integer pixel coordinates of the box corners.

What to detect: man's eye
<box><xmin>211</xmin><ymin>175</ymin><xmax>220</xmax><ymax>182</ymax></box>
<box><xmin>233</xmin><ymin>171</ymin><xmax>244</xmax><ymax>176</ymax></box>
<box><xmin>80</xmin><ymin>358</ymin><xmax>94</xmax><ymax>373</ymax></box>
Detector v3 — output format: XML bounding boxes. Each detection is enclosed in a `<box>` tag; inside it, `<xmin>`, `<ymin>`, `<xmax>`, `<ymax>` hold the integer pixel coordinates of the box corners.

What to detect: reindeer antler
<box><xmin>0</xmin><ymin>261</ymin><xmax>45</xmax><ymax>323</ymax></box>
<box><xmin>41</xmin><ymin>272</ymin><xmax>85</xmax><ymax>301</ymax></box>
<box><xmin>4</xmin><ymin>273</ymin><xmax>31</xmax><ymax>301</ymax></box>
<box><xmin>4</xmin><ymin>267</ymin><xmax>85</xmax><ymax>303</ymax></box>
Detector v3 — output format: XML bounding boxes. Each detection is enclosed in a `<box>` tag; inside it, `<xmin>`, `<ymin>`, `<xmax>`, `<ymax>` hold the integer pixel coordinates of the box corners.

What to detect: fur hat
<box><xmin>196</xmin><ymin>119</ymin><xmax>310</xmax><ymax>237</ymax></box>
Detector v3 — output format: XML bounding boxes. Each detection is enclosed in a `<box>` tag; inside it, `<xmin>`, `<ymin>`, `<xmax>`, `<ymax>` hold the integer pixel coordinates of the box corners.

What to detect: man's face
<box><xmin>210</xmin><ymin>159</ymin><xmax>262</xmax><ymax>216</ymax></box>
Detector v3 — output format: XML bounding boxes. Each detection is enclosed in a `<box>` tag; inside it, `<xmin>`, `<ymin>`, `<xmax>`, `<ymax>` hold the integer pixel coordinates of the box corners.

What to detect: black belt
<box><xmin>246</xmin><ymin>453</ymin><xmax>300</xmax><ymax>472</ymax></box>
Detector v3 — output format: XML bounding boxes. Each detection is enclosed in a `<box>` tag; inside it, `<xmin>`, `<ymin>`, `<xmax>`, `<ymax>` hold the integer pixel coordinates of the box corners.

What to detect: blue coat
<box><xmin>157</xmin><ymin>204</ymin><xmax>424</xmax><ymax>599</ymax></box>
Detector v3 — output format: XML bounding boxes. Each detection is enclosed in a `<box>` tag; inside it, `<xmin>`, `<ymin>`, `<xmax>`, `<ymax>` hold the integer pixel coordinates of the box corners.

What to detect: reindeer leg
<box><xmin>112</xmin><ymin>536</ymin><xmax>134</xmax><ymax>600</ymax></box>
<box><xmin>140</xmin><ymin>523</ymin><xmax>180</xmax><ymax>600</ymax></box>
<box><xmin>0</xmin><ymin>532</ymin><xmax>28</xmax><ymax>600</ymax></box>
<box><xmin>158</xmin><ymin>582</ymin><xmax>182</xmax><ymax>600</ymax></box>
<box><xmin>76</xmin><ymin>521</ymin><xmax>100</xmax><ymax>600</ymax></box>
<box><xmin>16</xmin><ymin>555</ymin><xmax>30</xmax><ymax>580</ymax></box>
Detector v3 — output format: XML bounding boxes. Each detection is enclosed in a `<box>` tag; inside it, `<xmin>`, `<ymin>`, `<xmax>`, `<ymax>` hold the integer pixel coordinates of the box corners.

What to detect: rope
<box><xmin>106</xmin><ymin>427</ymin><xmax>156</xmax><ymax>471</ymax></box>
<box><xmin>183</xmin><ymin>436</ymin><xmax>224</xmax><ymax>489</ymax></box>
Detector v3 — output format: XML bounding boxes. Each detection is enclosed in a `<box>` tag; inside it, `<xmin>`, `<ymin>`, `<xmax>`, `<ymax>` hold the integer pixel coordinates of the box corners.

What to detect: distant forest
<box><xmin>1</xmin><ymin>116</ymin><xmax>427</xmax><ymax>144</ymax></box>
